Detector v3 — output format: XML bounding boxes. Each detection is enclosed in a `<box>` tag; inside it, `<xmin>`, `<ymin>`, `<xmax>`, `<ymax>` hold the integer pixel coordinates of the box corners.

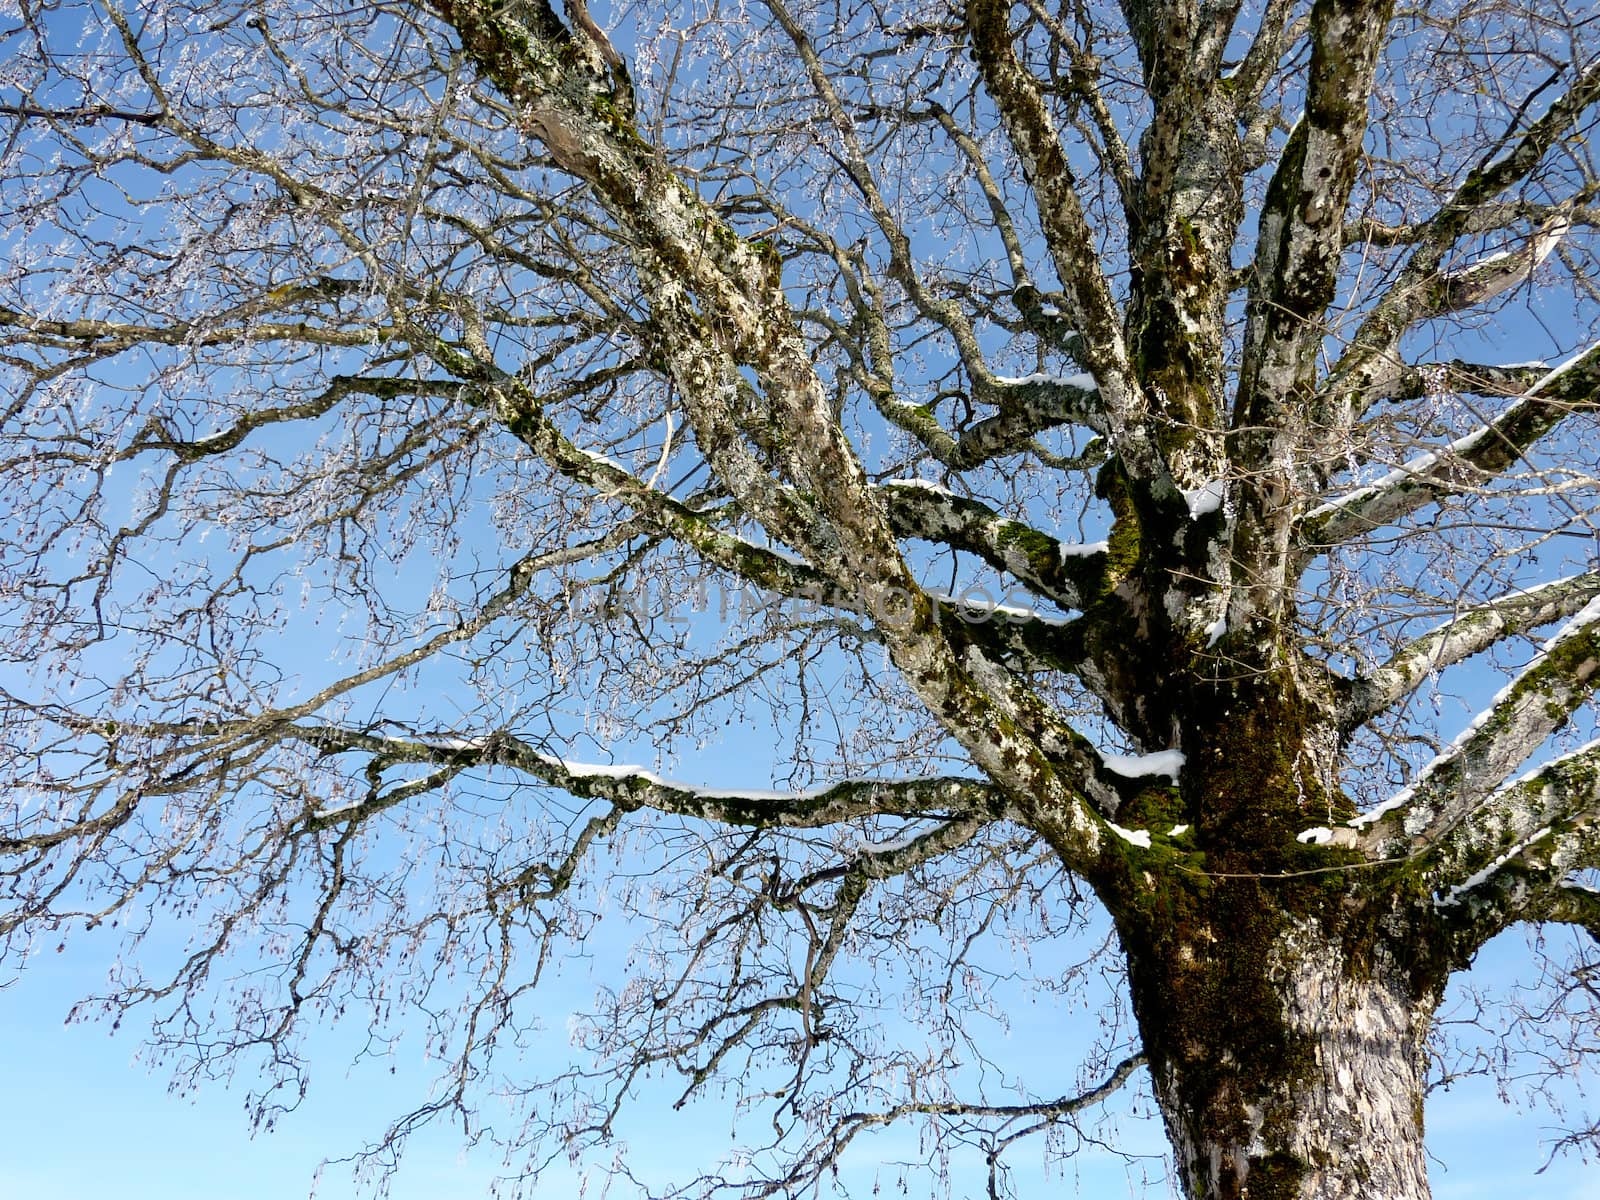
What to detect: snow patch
<box><xmin>1539</xmin><ymin>595</ymin><xmax>1600</xmax><ymax>652</ymax></box>
<box><xmin>1528</xmin><ymin>339</ymin><xmax>1600</xmax><ymax>396</ymax></box>
<box><xmin>1204</xmin><ymin>615</ymin><xmax>1227</xmax><ymax>646</ymax></box>
<box><xmin>1060</xmin><ymin>539</ymin><xmax>1110</xmax><ymax>559</ymax></box>
<box><xmin>856</xmin><ymin>830</ymin><xmax>922</xmax><ymax>854</ymax></box>
<box><xmin>1297</xmin><ymin>827</ymin><xmax>1335</xmax><ymax>845</ymax></box>
<box><xmin>313</xmin><ymin>799</ymin><xmax>365</xmax><ymax>819</ymax></box>
<box><xmin>547</xmin><ymin>756</ymin><xmax>661</xmax><ymax>781</ymax></box>
<box><xmin>1183</xmin><ymin>480</ymin><xmax>1225</xmax><ymax>519</ymax></box>
<box><xmin>926</xmin><ymin>589</ymin><xmax>1075</xmax><ymax>627</ymax></box>
<box><xmin>885</xmin><ymin>476</ymin><xmax>955</xmax><ymax>496</ymax></box>
<box><xmin>992</xmin><ymin>371</ymin><xmax>1098</xmax><ymax>391</ymax></box>
<box><xmin>1362</xmin><ymin>601</ymin><xmax>1600</xmax><ymax>830</ymax></box>
<box><xmin>576</xmin><ymin>446</ymin><xmax>628</xmax><ymax>473</ymax></box>
<box><xmin>1101</xmin><ymin>749</ymin><xmax>1186</xmax><ymax>781</ymax></box>
<box><xmin>1305</xmin><ymin>422</ymin><xmax>1494</xmax><ymax>520</ymax></box>
<box><xmin>1435</xmin><ymin>827</ymin><xmax>1552</xmax><ymax>907</ymax></box>
<box><xmin>1107</xmin><ymin>821</ymin><xmax>1152</xmax><ymax>849</ymax></box>
<box><xmin>1169</xmin><ymin>824</ymin><xmax>1190</xmax><ymax>837</ymax></box>
<box><xmin>1493</xmin><ymin>735</ymin><xmax>1600</xmax><ymax>796</ymax></box>
<box><xmin>531</xmin><ymin>755</ymin><xmax>962</xmax><ymax>805</ymax></box>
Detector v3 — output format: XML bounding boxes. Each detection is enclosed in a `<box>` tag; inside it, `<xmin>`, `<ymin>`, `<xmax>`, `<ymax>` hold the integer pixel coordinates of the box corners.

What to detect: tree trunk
<box><xmin>1126</xmin><ymin>905</ymin><xmax>1442</xmax><ymax>1200</ymax></box>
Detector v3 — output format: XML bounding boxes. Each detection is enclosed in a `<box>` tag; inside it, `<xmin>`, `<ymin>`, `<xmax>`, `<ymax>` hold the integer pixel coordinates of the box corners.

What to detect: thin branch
<box><xmin>1340</xmin><ymin>572</ymin><xmax>1600</xmax><ymax>734</ymax></box>
<box><xmin>1301</xmin><ymin>342</ymin><xmax>1600</xmax><ymax>552</ymax></box>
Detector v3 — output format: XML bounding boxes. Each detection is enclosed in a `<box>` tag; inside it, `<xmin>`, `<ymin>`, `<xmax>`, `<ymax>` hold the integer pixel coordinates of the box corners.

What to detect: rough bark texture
<box><xmin>1091</xmin><ymin>660</ymin><xmax>1454</xmax><ymax>1199</ymax></box>
<box><xmin>1140</xmin><ymin>917</ymin><xmax>1439</xmax><ymax>1200</ymax></box>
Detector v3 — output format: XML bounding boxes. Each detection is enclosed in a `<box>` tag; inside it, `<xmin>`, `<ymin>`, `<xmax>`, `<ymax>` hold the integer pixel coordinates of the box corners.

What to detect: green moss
<box><xmin>1118</xmin><ymin>782</ymin><xmax>1187</xmax><ymax>832</ymax></box>
<box><xmin>994</xmin><ymin>521</ymin><xmax>1066</xmax><ymax>579</ymax></box>
<box><xmin>1093</xmin><ymin>458</ymin><xmax>1142</xmax><ymax>595</ymax></box>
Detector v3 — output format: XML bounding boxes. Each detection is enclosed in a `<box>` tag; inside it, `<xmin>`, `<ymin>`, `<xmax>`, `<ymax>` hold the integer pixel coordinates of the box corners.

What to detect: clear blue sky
<box><xmin>3</xmin><ymin>917</ymin><xmax>1595</xmax><ymax>1198</ymax></box>
<box><xmin>2</xmin><ymin>5</ymin><xmax>1597</xmax><ymax>1198</ymax></box>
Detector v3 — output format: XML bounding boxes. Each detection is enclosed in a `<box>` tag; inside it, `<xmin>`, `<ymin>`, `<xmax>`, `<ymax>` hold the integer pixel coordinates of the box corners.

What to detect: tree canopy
<box><xmin>2</xmin><ymin>1</ymin><xmax>1599</xmax><ymax>1197</ymax></box>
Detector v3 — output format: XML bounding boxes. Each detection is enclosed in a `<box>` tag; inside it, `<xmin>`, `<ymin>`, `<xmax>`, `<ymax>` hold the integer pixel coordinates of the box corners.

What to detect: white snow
<box><xmin>1528</xmin><ymin>339</ymin><xmax>1600</xmax><ymax>397</ymax></box>
<box><xmin>1297</xmin><ymin>827</ymin><xmax>1335</xmax><ymax>845</ymax></box>
<box><xmin>1435</xmin><ymin>826</ymin><xmax>1552</xmax><ymax>907</ymax></box>
<box><xmin>547</xmin><ymin>756</ymin><xmax>661</xmax><ymax>781</ymax></box>
<box><xmin>1060</xmin><ymin>539</ymin><xmax>1110</xmax><ymax>559</ymax></box>
<box><xmin>313</xmin><ymin>798</ymin><xmax>365</xmax><ymax>819</ymax></box>
<box><xmin>1496</xmin><ymin>571</ymin><xmax>1594</xmax><ymax>603</ymax></box>
<box><xmin>1452</xmin><ymin>248</ymin><xmax>1512</xmax><ymax>273</ymax></box>
<box><xmin>1348</xmin><ymin>793</ymin><xmax>1406</xmax><ymax>828</ymax></box>
<box><xmin>1169</xmin><ymin>824</ymin><xmax>1190</xmax><ymax>837</ymax></box>
<box><xmin>1040</xmin><ymin>303</ymin><xmax>1061</xmax><ymax>317</ymax></box>
<box><xmin>576</xmin><ymin>446</ymin><xmax>628</xmax><ymax>473</ymax></box>
<box><xmin>1101</xmin><ymin>749</ymin><xmax>1186</xmax><ymax>781</ymax></box>
<box><xmin>1350</xmin><ymin>672</ymin><xmax>1520</xmax><ymax>829</ymax></box>
<box><xmin>992</xmin><ymin>371</ymin><xmax>1098</xmax><ymax>391</ymax></box>
<box><xmin>926</xmin><ymin>589</ymin><xmax>1075</xmax><ymax>626</ymax></box>
<box><xmin>856</xmin><ymin>830</ymin><xmax>923</xmax><ymax>854</ymax></box>
<box><xmin>1305</xmin><ymin>422</ymin><xmax>1494</xmax><ymax>520</ymax></box>
<box><xmin>1361</xmin><ymin>597</ymin><xmax>1600</xmax><ymax>830</ymax></box>
<box><xmin>1539</xmin><ymin>595</ymin><xmax>1600</xmax><ymax>652</ymax></box>
<box><xmin>1183</xmin><ymin>480</ymin><xmax>1225</xmax><ymax>519</ymax></box>
<box><xmin>886</xmin><ymin>476</ymin><xmax>956</xmax><ymax>496</ymax></box>
<box><xmin>1204</xmin><ymin>615</ymin><xmax>1227</xmax><ymax>647</ymax></box>
<box><xmin>531</xmin><ymin>753</ymin><xmax>964</xmax><ymax>805</ymax></box>
<box><xmin>1107</xmin><ymin>821</ymin><xmax>1153</xmax><ymax>849</ymax></box>
<box><xmin>1493</xmin><ymin>735</ymin><xmax>1600</xmax><ymax>796</ymax></box>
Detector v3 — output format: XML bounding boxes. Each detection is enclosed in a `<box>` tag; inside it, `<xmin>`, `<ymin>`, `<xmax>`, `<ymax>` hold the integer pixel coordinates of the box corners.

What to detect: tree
<box><xmin>1</xmin><ymin>0</ymin><xmax>1598</xmax><ymax>1195</ymax></box>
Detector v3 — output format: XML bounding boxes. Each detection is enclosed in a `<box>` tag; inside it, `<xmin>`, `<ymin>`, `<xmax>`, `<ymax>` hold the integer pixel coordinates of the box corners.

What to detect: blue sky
<box><xmin>3</xmin><ymin>916</ymin><xmax>1595</xmax><ymax>1198</ymax></box>
<box><xmin>2</xmin><ymin>4</ymin><xmax>1598</xmax><ymax>1198</ymax></box>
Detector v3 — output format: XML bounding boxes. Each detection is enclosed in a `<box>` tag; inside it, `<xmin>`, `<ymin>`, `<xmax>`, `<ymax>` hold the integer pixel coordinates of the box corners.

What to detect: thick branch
<box><xmin>1352</xmin><ymin>613</ymin><xmax>1600</xmax><ymax>859</ymax></box>
<box><xmin>1340</xmin><ymin>572</ymin><xmax>1600</xmax><ymax>734</ymax></box>
<box><xmin>1422</xmin><ymin>743</ymin><xmax>1600</xmax><ymax>953</ymax></box>
<box><xmin>431</xmin><ymin>0</ymin><xmax>1122</xmax><ymax>874</ymax></box>
<box><xmin>962</xmin><ymin>0</ymin><xmax>1160</xmax><ymax>489</ymax></box>
<box><xmin>881</xmin><ymin>480</ymin><xmax>1107</xmax><ymax>611</ymax></box>
<box><xmin>294</xmin><ymin>725</ymin><xmax>1004</xmax><ymax>831</ymax></box>
<box><xmin>1301</xmin><ymin>342</ymin><xmax>1600</xmax><ymax>551</ymax></box>
<box><xmin>1323</xmin><ymin>60</ymin><xmax>1600</xmax><ymax>424</ymax></box>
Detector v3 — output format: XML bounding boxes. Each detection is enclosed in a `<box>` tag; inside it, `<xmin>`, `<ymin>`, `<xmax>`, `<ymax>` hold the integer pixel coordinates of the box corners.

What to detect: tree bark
<box><xmin>1125</xmin><ymin>897</ymin><xmax>1443</xmax><ymax>1200</ymax></box>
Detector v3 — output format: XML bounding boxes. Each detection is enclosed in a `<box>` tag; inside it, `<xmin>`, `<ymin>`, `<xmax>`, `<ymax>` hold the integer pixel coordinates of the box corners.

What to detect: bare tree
<box><xmin>2</xmin><ymin>0</ymin><xmax>1599</xmax><ymax>1196</ymax></box>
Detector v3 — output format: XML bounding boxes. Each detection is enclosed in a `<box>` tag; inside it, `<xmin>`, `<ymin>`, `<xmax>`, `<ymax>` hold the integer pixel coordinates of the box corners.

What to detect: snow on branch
<box><xmin>1302</xmin><ymin>340</ymin><xmax>1600</xmax><ymax>551</ymax></box>
<box><xmin>946</xmin><ymin>370</ymin><xmax>1106</xmax><ymax>467</ymax></box>
<box><xmin>1350</xmin><ymin>609</ymin><xmax>1600</xmax><ymax>855</ymax></box>
<box><xmin>1319</xmin><ymin>62</ymin><xmax>1600</xmax><ymax>434</ymax></box>
<box><xmin>293</xmin><ymin>725</ymin><xmax>1005</xmax><ymax>831</ymax></box>
<box><xmin>1417</xmin><ymin>738</ymin><xmax>1600</xmax><ymax>949</ymax></box>
<box><xmin>1542</xmin><ymin>882</ymin><xmax>1600</xmax><ymax>944</ymax></box>
<box><xmin>1340</xmin><ymin>571</ymin><xmax>1600</xmax><ymax>733</ymax></box>
<box><xmin>1100</xmin><ymin>749</ymin><xmax>1185</xmax><ymax>782</ymax></box>
<box><xmin>1435</xmin><ymin>826</ymin><xmax>1551</xmax><ymax>908</ymax></box>
<box><xmin>880</xmin><ymin>482</ymin><xmax>1107</xmax><ymax>612</ymax></box>
<box><xmin>962</xmin><ymin>0</ymin><xmax>1155</xmax><ymax>483</ymax></box>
